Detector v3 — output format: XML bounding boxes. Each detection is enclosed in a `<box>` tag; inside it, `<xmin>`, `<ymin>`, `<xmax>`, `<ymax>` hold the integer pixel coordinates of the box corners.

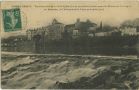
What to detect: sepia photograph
<box><xmin>1</xmin><ymin>1</ymin><xmax>139</xmax><ymax>89</ymax></box>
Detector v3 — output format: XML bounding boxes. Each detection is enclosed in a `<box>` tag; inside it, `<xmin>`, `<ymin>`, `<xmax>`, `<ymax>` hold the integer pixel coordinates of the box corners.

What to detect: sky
<box><xmin>1</xmin><ymin>1</ymin><xmax>139</xmax><ymax>38</ymax></box>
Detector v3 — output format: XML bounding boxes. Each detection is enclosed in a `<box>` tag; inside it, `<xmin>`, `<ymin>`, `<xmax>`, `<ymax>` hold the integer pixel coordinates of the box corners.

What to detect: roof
<box><xmin>65</xmin><ymin>24</ymin><xmax>75</xmax><ymax>28</ymax></box>
<box><xmin>77</xmin><ymin>22</ymin><xmax>97</xmax><ymax>27</ymax></box>
<box><xmin>64</xmin><ymin>21</ymin><xmax>97</xmax><ymax>32</ymax></box>
<box><xmin>52</xmin><ymin>19</ymin><xmax>63</xmax><ymax>24</ymax></box>
<box><xmin>76</xmin><ymin>22</ymin><xmax>97</xmax><ymax>31</ymax></box>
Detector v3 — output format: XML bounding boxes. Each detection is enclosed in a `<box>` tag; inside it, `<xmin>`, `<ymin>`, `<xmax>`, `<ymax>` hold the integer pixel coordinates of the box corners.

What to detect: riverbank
<box><xmin>2</xmin><ymin>35</ymin><xmax>139</xmax><ymax>55</ymax></box>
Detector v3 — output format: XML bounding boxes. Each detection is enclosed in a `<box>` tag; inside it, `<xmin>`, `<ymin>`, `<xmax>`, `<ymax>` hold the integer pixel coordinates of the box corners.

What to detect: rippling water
<box><xmin>1</xmin><ymin>52</ymin><xmax>139</xmax><ymax>89</ymax></box>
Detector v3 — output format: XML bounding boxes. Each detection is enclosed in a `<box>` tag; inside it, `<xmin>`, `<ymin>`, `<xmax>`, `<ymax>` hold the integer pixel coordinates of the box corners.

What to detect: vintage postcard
<box><xmin>1</xmin><ymin>1</ymin><xmax>139</xmax><ymax>89</ymax></box>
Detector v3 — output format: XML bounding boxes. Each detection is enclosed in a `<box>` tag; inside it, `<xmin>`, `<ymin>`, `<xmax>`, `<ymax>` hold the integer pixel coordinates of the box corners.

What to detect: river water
<box><xmin>1</xmin><ymin>52</ymin><xmax>139</xmax><ymax>89</ymax></box>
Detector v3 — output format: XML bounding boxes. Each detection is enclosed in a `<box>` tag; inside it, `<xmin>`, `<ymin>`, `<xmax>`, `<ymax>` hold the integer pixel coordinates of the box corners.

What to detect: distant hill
<box><xmin>121</xmin><ymin>18</ymin><xmax>139</xmax><ymax>27</ymax></box>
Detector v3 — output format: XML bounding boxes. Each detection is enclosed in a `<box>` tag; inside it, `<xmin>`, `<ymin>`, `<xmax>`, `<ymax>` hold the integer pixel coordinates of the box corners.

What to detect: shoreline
<box><xmin>1</xmin><ymin>51</ymin><xmax>138</xmax><ymax>59</ymax></box>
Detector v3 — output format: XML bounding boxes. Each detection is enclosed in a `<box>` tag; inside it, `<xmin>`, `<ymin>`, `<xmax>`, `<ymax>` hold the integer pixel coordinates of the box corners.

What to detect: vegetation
<box><xmin>2</xmin><ymin>34</ymin><xmax>138</xmax><ymax>55</ymax></box>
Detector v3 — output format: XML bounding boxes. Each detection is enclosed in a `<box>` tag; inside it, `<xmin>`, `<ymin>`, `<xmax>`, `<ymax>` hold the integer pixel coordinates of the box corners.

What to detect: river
<box><xmin>1</xmin><ymin>52</ymin><xmax>139</xmax><ymax>89</ymax></box>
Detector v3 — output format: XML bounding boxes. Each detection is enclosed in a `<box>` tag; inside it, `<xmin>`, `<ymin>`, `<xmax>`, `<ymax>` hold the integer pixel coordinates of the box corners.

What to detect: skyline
<box><xmin>1</xmin><ymin>1</ymin><xmax>139</xmax><ymax>38</ymax></box>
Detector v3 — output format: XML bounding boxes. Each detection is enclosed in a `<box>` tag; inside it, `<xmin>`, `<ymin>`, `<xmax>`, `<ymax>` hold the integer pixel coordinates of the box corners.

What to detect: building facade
<box><xmin>64</xmin><ymin>19</ymin><xmax>97</xmax><ymax>38</ymax></box>
<box><xmin>47</xmin><ymin>19</ymin><xmax>64</xmax><ymax>40</ymax></box>
<box><xmin>119</xmin><ymin>26</ymin><xmax>139</xmax><ymax>36</ymax></box>
<box><xmin>26</xmin><ymin>26</ymin><xmax>49</xmax><ymax>40</ymax></box>
<box><xmin>26</xmin><ymin>19</ymin><xmax>64</xmax><ymax>40</ymax></box>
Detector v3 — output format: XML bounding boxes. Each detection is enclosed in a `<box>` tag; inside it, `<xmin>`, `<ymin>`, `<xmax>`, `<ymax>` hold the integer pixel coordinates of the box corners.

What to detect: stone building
<box><xmin>119</xmin><ymin>26</ymin><xmax>139</xmax><ymax>36</ymax></box>
<box><xmin>26</xmin><ymin>27</ymin><xmax>48</xmax><ymax>40</ymax></box>
<box><xmin>47</xmin><ymin>19</ymin><xmax>64</xmax><ymax>40</ymax></box>
<box><xmin>26</xmin><ymin>19</ymin><xmax>64</xmax><ymax>40</ymax></box>
<box><xmin>64</xmin><ymin>19</ymin><xmax>97</xmax><ymax>38</ymax></box>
